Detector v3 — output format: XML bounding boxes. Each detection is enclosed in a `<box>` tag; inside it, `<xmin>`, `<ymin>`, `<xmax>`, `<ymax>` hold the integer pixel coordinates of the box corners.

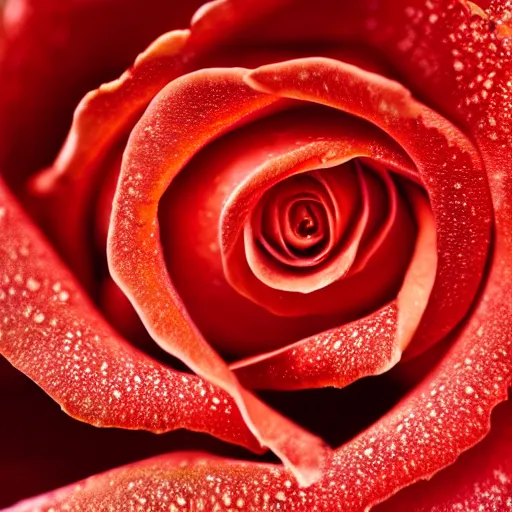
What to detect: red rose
<box><xmin>1</xmin><ymin>0</ymin><xmax>511</xmax><ymax>510</ymax></box>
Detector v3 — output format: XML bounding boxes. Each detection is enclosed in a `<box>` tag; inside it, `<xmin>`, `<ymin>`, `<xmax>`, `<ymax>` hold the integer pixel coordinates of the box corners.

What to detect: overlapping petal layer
<box><xmin>25</xmin><ymin>0</ymin><xmax>292</xmax><ymax>289</ymax></box>
<box><xmin>0</xmin><ymin>179</ymin><xmax>260</xmax><ymax>452</ymax></box>
<box><xmin>245</xmin><ymin>57</ymin><xmax>492</xmax><ymax>357</ymax></box>
<box><xmin>375</xmin><ymin>393</ymin><xmax>512</xmax><ymax>511</ymax></box>
<box><xmin>107</xmin><ymin>67</ymin><xmax>330</xmax><ymax>486</ymax></box>
<box><xmin>218</xmin><ymin>120</ymin><xmax>418</xmax><ymax>318</ymax></box>
<box><xmin>161</xmin><ymin>109</ymin><xmax>418</xmax><ymax>358</ymax></box>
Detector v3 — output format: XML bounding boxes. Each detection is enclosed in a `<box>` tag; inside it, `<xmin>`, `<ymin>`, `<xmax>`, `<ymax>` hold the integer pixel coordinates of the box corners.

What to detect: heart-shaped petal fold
<box><xmin>0</xmin><ymin>179</ymin><xmax>260</xmax><ymax>452</ymax></box>
<box><xmin>108</xmin><ymin>68</ymin><xmax>330</xmax><ymax>486</ymax></box>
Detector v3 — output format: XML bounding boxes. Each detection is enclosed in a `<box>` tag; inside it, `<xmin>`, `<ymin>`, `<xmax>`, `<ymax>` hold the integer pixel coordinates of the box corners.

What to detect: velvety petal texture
<box><xmin>0</xmin><ymin>0</ymin><xmax>510</xmax><ymax>509</ymax></box>
<box><xmin>0</xmin><ymin>178</ymin><xmax>260</xmax><ymax>451</ymax></box>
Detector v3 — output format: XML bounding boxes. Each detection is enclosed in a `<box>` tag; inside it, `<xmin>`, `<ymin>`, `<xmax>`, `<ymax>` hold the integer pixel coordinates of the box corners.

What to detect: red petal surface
<box><xmin>108</xmin><ymin>68</ymin><xmax>330</xmax><ymax>486</ymax></box>
<box><xmin>245</xmin><ymin>57</ymin><xmax>492</xmax><ymax>357</ymax></box>
<box><xmin>29</xmin><ymin>29</ymin><xmax>190</xmax><ymax>286</ymax></box>
<box><xmin>0</xmin><ymin>178</ymin><xmax>260</xmax><ymax>452</ymax></box>
<box><xmin>6</xmin><ymin>275</ymin><xmax>510</xmax><ymax>509</ymax></box>
<box><xmin>243</xmin><ymin>165</ymin><xmax>366</xmax><ymax>294</ymax></box>
<box><xmin>26</xmin><ymin>0</ymin><xmax>290</xmax><ymax>289</ymax></box>
<box><xmin>0</xmin><ymin>0</ymin><xmax>203</xmax><ymax>188</ymax></box>
<box><xmin>232</xmin><ymin>184</ymin><xmax>437</xmax><ymax>389</ymax></box>
<box><xmin>375</xmin><ymin>394</ymin><xmax>512</xmax><ymax>510</ymax></box>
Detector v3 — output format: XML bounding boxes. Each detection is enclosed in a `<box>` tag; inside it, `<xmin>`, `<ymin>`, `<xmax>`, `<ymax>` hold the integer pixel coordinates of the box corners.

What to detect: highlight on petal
<box><xmin>245</xmin><ymin>57</ymin><xmax>492</xmax><ymax>358</ymax></box>
<box><xmin>0</xmin><ymin>178</ymin><xmax>260</xmax><ymax>452</ymax></box>
<box><xmin>108</xmin><ymin>67</ymin><xmax>330</xmax><ymax>486</ymax></box>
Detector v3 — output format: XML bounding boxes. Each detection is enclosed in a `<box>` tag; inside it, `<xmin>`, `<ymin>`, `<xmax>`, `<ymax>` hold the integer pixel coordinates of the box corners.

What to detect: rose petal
<box><xmin>29</xmin><ymin>29</ymin><xmax>190</xmax><ymax>286</ymax></box>
<box><xmin>108</xmin><ymin>67</ymin><xmax>330</xmax><ymax>486</ymax></box>
<box><xmin>0</xmin><ymin>0</ymin><xmax>202</xmax><ymax>188</ymax></box>
<box><xmin>1</xmin><ymin>0</ymin><xmax>510</xmax><ymax>509</ymax></box>
<box><xmin>232</xmin><ymin>184</ymin><xmax>437</xmax><ymax>389</ymax></box>
<box><xmin>245</xmin><ymin>57</ymin><xmax>492</xmax><ymax>357</ymax></box>
<box><xmin>0</xmin><ymin>179</ymin><xmax>261</xmax><ymax>452</ymax></box>
<box><xmin>26</xmin><ymin>0</ymin><xmax>298</xmax><ymax>289</ymax></box>
<box><xmin>375</xmin><ymin>394</ymin><xmax>512</xmax><ymax>510</ymax></box>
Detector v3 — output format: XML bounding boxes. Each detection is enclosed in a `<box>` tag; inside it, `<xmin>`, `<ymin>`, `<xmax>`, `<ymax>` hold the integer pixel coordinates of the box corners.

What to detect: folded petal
<box><xmin>161</xmin><ymin>108</ymin><xmax>417</xmax><ymax>357</ymax></box>
<box><xmin>218</xmin><ymin>114</ymin><xmax>416</xmax><ymax>318</ymax></box>
<box><xmin>0</xmin><ymin>179</ymin><xmax>260</xmax><ymax>452</ymax></box>
<box><xmin>245</xmin><ymin>57</ymin><xmax>492</xmax><ymax>357</ymax></box>
<box><xmin>108</xmin><ymin>67</ymin><xmax>330</xmax><ymax>486</ymax></box>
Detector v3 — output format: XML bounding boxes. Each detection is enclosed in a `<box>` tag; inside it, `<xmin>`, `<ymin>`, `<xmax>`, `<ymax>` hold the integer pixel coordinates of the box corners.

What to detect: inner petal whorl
<box><xmin>255</xmin><ymin>172</ymin><xmax>343</xmax><ymax>268</ymax></box>
<box><xmin>246</xmin><ymin>162</ymin><xmax>362</xmax><ymax>291</ymax></box>
<box><xmin>287</xmin><ymin>199</ymin><xmax>325</xmax><ymax>248</ymax></box>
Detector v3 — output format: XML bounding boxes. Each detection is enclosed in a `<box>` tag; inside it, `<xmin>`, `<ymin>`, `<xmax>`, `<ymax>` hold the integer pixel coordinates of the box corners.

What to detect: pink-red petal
<box><xmin>7</xmin><ymin>394</ymin><xmax>512</xmax><ymax>511</ymax></box>
<box><xmin>0</xmin><ymin>178</ymin><xmax>260</xmax><ymax>452</ymax></box>
<box><xmin>108</xmin><ymin>68</ymin><xmax>330</xmax><ymax>486</ymax></box>
<box><xmin>245</xmin><ymin>57</ymin><xmax>492</xmax><ymax>357</ymax></box>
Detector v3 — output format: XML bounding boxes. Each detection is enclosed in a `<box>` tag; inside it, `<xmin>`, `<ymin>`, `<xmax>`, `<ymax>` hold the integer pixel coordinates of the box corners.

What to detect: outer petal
<box><xmin>0</xmin><ymin>356</ymin><xmax>255</xmax><ymax>508</ymax></box>
<box><xmin>0</xmin><ymin>0</ymin><xmax>203</xmax><ymax>188</ymax></box>
<box><xmin>31</xmin><ymin>29</ymin><xmax>191</xmax><ymax>286</ymax></box>
<box><xmin>241</xmin><ymin>54</ymin><xmax>510</xmax><ymax>508</ymax></box>
<box><xmin>6</xmin><ymin>397</ymin><xmax>512</xmax><ymax>511</ymax></box>
<box><xmin>0</xmin><ymin>178</ymin><xmax>260</xmax><ymax>452</ymax></box>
